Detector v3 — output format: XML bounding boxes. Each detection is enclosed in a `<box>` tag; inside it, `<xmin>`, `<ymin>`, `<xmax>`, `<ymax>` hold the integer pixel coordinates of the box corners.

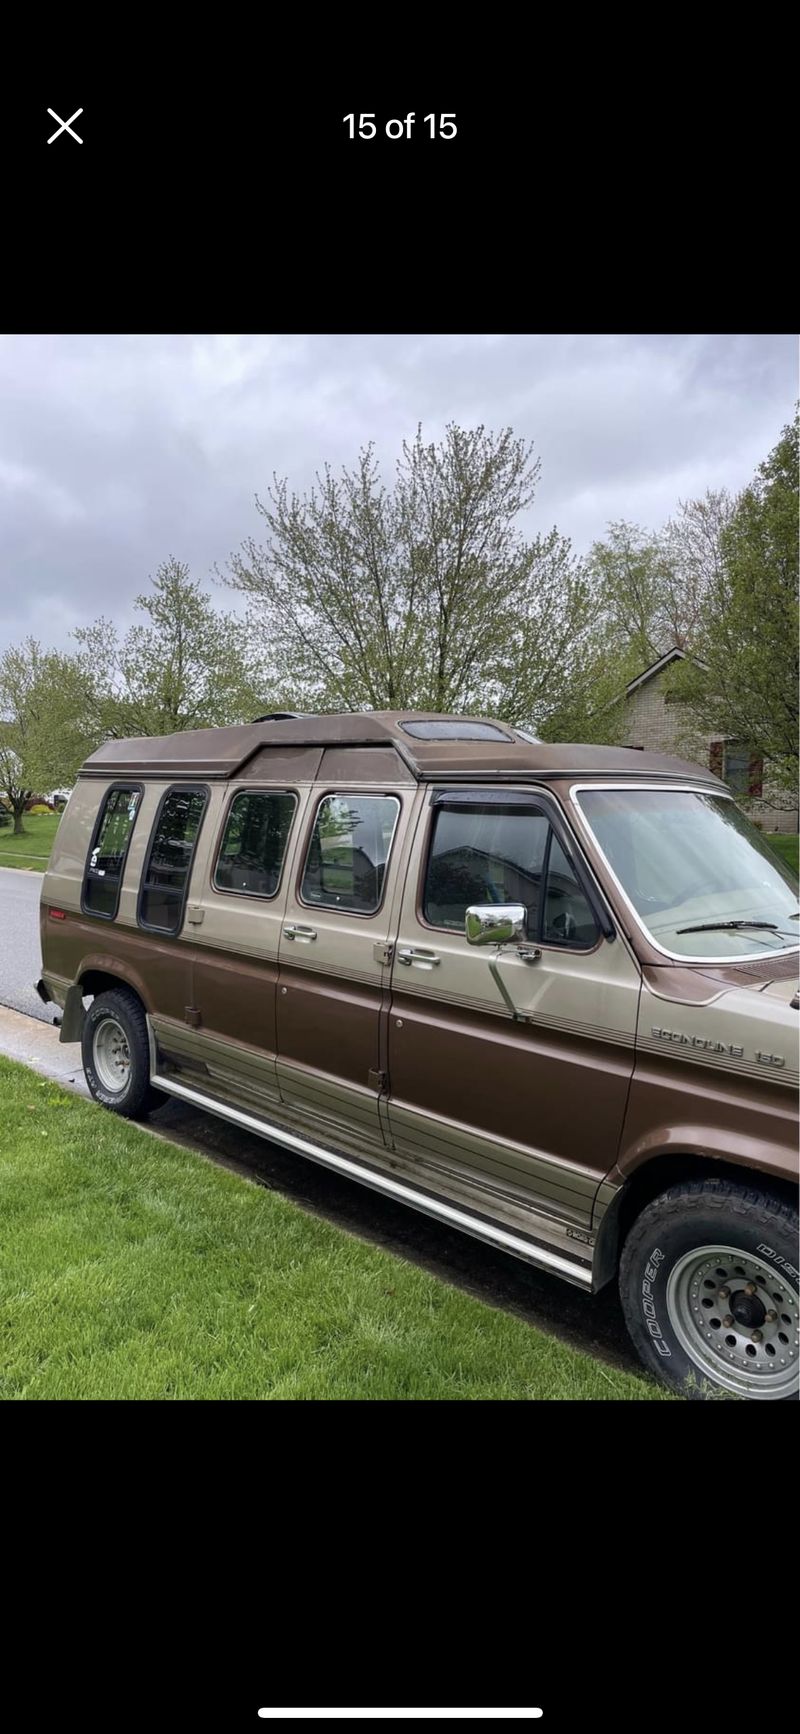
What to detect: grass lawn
<box><xmin>0</xmin><ymin>811</ymin><xmax>61</xmax><ymax>871</ymax></box>
<box><xmin>766</xmin><ymin>833</ymin><xmax>799</xmax><ymax>876</ymax></box>
<box><xmin>0</xmin><ymin>1057</ymin><xmax>669</xmax><ymax>1401</ymax></box>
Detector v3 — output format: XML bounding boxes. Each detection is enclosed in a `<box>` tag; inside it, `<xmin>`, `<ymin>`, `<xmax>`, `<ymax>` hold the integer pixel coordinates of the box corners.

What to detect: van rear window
<box><xmin>82</xmin><ymin>786</ymin><xmax>142</xmax><ymax>920</ymax></box>
<box><xmin>138</xmin><ymin>787</ymin><xmax>208</xmax><ymax>934</ymax></box>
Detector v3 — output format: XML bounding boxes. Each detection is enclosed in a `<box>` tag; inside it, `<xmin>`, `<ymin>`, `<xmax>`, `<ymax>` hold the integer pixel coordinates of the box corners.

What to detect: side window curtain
<box><xmin>214</xmin><ymin>791</ymin><xmax>297</xmax><ymax>897</ymax></box>
<box><xmin>300</xmin><ymin>794</ymin><xmax>401</xmax><ymax>915</ymax></box>
<box><xmin>82</xmin><ymin>786</ymin><xmax>142</xmax><ymax>919</ymax></box>
<box><xmin>138</xmin><ymin>787</ymin><xmax>208</xmax><ymax>934</ymax></box>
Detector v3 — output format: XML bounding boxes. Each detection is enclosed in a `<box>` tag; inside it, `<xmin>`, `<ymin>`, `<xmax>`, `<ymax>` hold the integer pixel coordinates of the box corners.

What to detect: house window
<box><xmin>718</xmin><ymin>741</ymin><xmax>764</xmax><ymax>800</ymax></box>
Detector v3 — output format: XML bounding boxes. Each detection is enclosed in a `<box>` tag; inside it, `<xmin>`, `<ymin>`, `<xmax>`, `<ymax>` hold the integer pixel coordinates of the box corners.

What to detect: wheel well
<box><xmin>594</xmin><ymin>1153</ymin><xmax>797</xmax><ymax>1291</ymax></box>
<box><xmin>78</xmin><ymin>970</ymin><xmax>145</xmax><ymax>1008</ymax></box>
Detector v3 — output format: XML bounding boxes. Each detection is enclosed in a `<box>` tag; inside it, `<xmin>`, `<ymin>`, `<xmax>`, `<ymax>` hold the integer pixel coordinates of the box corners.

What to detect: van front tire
<box><xmin>620</xmin><ymin>1177</ymin><xmax>799</xmax><ymax>1401</ymax></box>
<box><xmin>82</xmin><ymin>988</ymin><xmax>164</xmax><ymax>1120</ymax></box>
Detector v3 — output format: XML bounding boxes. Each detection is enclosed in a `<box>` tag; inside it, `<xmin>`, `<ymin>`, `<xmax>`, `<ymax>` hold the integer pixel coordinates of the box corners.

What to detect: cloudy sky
<box><xmin>0</xmin><ymin>333</ymin><xmax>796</xmax><ymax>657</ymax></box>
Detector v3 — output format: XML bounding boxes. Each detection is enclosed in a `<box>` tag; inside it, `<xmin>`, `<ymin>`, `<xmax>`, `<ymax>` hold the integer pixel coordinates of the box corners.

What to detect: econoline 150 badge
<box><xmin>650</xmin><ymin>1026</ymin><xmax>785</xmax><ymax>1066</ymax></box>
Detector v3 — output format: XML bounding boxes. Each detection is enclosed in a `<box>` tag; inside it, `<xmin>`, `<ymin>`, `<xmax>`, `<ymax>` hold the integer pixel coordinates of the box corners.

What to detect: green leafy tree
<box><xmin>587</xmin><ymin>521</ymin><xmax>668</xmax><ymax>667</ymax></box>
<box><xmin>660</xmin><ymin>490</ymin><xmax>734</xmax><ymax>647</ymax></box>
<box><xmin>588</xmin><ymin>491</ymin><xmax>734</xmax><ymax>670</ymax></box>
<box><xmin>0</xmin><ymin>640</ymin><xmax>91</xmax><ymax>832</ymax></box>
<box><xmin>222</xmin><ymin>424</ymin><xmax>615</xmax><ymax>736</ymax></box>
<box><xmin>74</xmin><ymin>557</ymin><xmax>267</xmax><ymax>740</ymax></box>
<box><xmin>668</xmin><ymin>414</ymin><xmax>799</xmax><ymax>789</ymax></box>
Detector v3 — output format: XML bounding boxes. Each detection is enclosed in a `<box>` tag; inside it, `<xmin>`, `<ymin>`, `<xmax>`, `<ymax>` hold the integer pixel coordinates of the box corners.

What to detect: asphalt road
<box><xmin>0</xmin><ymin>867</ymin><xmax>51</xmax><ymax>1023</ymax></box>
<box><xmin>0</xmin><ymin>863</ymin><xmax>638</xmax><ymax>1377</ymax></box>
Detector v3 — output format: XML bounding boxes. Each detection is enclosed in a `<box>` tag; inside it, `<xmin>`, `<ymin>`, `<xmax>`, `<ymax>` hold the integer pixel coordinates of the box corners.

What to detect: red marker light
<box><xmin>49</xmin><ymin>908</ymin><xmax>66</xmax><ymax>920</ymax></box>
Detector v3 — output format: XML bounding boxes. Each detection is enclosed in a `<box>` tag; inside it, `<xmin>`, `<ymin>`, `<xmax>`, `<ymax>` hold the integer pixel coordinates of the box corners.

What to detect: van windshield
<box><xmin>576</xmin><ymin>788</ymin><xmax>799</xmax><ymax>959</ymax></box>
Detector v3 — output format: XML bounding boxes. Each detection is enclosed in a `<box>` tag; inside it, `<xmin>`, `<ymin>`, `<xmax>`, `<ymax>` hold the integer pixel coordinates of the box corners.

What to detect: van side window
<box><xmin>300</xmin><ymin>794</ymin><xmax>400</xmax><ymax>915</ymax></box>
<box><xmin>213</xmin><ymin>791</ymin><xmax>297</xmax><ymax>897</ymax></box>
<box><xmin>424</xmin><ymin>806</ymin><xmax>549</xmax><ymax>936</ymax></box>
<box><xmin>138</xmin><ymin>787</ymin><xmax>208</xmax><ymax>934</ymax></box>
<box><xmin>423</xmin><ymin>806</ymin><xmax>597</xmax><ymax>948</ymax></box>
<box><xmin>542</xmin><ymin>833</ymin><xmax>597</xmax><ymax>947</ymax></box>
<box><xmin>82</xmin><ymin>785</ymin><xmax>142</xmax><ymax>919</ymax></box>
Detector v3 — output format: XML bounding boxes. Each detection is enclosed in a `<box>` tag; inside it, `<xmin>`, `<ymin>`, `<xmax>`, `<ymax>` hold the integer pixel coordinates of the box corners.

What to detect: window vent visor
<box><xmin>431</xmin><ymin>788</ymin><xmax>544</xmax><ymax>810</ymax></box>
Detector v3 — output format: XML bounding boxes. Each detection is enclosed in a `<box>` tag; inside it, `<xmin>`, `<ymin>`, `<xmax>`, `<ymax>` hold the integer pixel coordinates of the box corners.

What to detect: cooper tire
<box><xmin>619</xmin><ymin>1177</ymin><xmax>799</xmax><ymax>1401</ymax></box>
<box><xmin>81</xmin><ymin>987</ymin><xmax>164</xmax><ymax>1120</ymax></box>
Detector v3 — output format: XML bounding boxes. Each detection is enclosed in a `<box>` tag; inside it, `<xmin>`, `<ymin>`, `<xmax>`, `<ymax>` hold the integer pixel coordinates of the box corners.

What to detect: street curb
<box><xmin>0</xmin><ymin>1004</ymin><xmax>90</xmax><ymax>1098</ymax></box>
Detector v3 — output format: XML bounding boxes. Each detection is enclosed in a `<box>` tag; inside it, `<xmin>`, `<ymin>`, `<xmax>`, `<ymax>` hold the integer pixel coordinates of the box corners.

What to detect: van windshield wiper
<box><xmin>676</xmin><ymin>919</ymin><xmax>781</xmax><ymax>935</ymax></box>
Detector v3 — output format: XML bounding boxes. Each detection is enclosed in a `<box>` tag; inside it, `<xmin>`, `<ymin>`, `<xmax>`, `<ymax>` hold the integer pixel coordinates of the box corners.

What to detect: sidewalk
<box><xmin>0</xmin><ymin>1004</ymin><xmax>89</xmax><ymax>1097</ymax></box>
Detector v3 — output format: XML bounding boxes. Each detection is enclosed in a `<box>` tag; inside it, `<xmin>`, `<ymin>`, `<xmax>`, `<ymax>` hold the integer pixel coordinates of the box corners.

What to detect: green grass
<box><xmin>0</xmin><ymin>1056</ymin><xmax>668</xmax><ymax>1401</ymax></box>
<box><xmin>0</xmin><ymin>811</ymin><xmax>61</xmax><ymax>871</ymax></box>
<box><xmin>766</xmin><ymin>833</ymin><xmax>799</xmax><ymax>876</ymax></box>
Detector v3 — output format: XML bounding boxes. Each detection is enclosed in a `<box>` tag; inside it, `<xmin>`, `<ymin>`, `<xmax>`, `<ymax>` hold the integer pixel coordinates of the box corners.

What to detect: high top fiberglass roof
<box><xmin>79</xmin><ymin>710</ymin><xmax>722</xmax><ymax>785</ymax></box>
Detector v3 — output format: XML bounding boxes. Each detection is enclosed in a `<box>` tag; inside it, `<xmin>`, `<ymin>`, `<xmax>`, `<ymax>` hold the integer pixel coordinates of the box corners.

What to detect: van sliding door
<box><xmin>184</xmin><ymin>784</ymin><xmax>312</xmax><ymax>1116</ymax></box>
<box><xmin>275</xmin><ymin>772</ymin><xmax>418</xmax><ymax>1158</ymax></box>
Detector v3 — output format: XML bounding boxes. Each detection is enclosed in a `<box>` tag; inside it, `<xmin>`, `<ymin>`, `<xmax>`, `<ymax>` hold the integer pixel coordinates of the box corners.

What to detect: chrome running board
<box><xmin>149</xmin><ymin>1068</ymin><xmax>593</xmax><ymax>1290</ymax></box>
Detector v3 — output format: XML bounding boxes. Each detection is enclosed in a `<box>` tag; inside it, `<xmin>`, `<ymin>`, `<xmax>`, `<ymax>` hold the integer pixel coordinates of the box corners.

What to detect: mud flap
<box><xmin>59</xmin><ymin>985</ymin><xmax>86</xmax><ymax>1044</ymax></box>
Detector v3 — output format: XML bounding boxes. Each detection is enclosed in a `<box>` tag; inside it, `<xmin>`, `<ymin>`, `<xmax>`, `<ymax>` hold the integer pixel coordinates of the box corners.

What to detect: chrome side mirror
<box><xmin>465</xmin><ymin>903</ymin><xmax>527</xmax><ymax>948</ymax></box>
<box><xmin>465</xmin><ymin>903</ymin><xmax>541</xmax><ymax>1021</ymax></box>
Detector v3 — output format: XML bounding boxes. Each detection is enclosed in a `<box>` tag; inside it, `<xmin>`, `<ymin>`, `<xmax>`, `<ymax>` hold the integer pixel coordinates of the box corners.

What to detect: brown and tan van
<box><xmin>36</xmin><ymin>711</ymin><xmax>799</xmax><ymax>1400</ymax></box>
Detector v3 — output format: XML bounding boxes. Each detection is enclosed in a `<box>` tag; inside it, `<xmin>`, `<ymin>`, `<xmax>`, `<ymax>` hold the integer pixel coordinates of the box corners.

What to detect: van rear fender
<box><xmin>60</xmin><ymin>953</ymin><xmax>155</xmax><ymax>1044</ymax></box>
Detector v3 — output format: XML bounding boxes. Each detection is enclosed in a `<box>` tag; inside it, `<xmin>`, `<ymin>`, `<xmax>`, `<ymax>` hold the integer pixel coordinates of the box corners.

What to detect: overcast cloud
<box><xmin>0</xmin><ymin>332</ymin><xmax>796</xmax><ymax>657</ymax></box>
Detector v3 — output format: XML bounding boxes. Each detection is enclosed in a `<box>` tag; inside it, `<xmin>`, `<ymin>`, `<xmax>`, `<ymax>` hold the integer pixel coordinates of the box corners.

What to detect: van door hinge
<box><xmin>184</xmin><ymin>1007</ymin><xmax>202</xmax><ymax>1028</ymax></box>
<box><xmin>186</xmin><ymin>905</ymin><xmax>205</xmax><ymax>925</ymax></box>
<box><xmin>368</xmin><ymin>1069</ymin><xmax>388</xmax><ymax>1093</ymax></box>
<box><xmin>372</xmin><ymin>942</ymin><xmax>394</xmax><ymax>966</ymax></box>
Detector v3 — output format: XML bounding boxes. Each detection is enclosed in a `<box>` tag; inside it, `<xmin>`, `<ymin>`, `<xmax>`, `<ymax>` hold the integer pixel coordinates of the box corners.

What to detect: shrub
<box><xmin>28</xmin><ymin>803</ymin><xmax>53</xmax><ymax>815</ymax></box>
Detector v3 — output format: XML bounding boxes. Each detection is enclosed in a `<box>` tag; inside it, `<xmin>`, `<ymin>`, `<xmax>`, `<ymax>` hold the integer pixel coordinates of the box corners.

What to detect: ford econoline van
<box><xmin>37</xmin><ymin>711</ymin><xmax>799</xmax><ymax>1399</ymax></box>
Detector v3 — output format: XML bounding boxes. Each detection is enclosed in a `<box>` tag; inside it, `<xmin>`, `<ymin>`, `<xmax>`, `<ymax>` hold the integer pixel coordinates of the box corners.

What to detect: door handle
<box><xmin>284</xmin><ymin>923</ymin><xmax>317</xmax><ymax>942</ymax></box>
<box><xmin>397</xmin><ymin>945</ymin><xmax>440</xmax><ymax>968</ymax></box>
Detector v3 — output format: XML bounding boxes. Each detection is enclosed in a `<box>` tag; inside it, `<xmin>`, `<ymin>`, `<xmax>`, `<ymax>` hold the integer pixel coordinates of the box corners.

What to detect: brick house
<box><xmin>617</xmin><ymin>647</ymin><xmax>798</xmax><ymax>833</ymax></box>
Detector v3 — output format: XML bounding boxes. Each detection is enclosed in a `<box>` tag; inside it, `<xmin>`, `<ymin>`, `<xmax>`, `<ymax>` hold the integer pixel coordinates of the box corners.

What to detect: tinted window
<box><xmin>424</xmin><ymin>807</ymin><xmax>549</xmax><ymax>936</ymax></box>
<box><xmin>83</xmin><ymin>786</ymin><xmax>141</xmax><ymax>919</ymax></box>
<box><xmin>300</xmin><ymin>795</ymin><xmax>400</xmax><ymax>914</ymax></box>
<box><xmin>400</xmin><ymin>720</ymin><xmax>513</xmax><ymax>741</ymax></box>
<box><xmin>542</xmin><ymin>834</ymin><xmax>597</xmax><ymax>947</ymax></box>
<box><xmin>424</xmin><ymin>807</ymin><xmax>597</xmax><ymax>947</ymax></box>
<box><xmin>139</xmin><ymin>788</ymin><xmax>207</xmax><ymax>933</ymax></box>
<box><xmin>213</xmin><ymin>791</ymin><xmax>296</xmax><ymax>897</ymax></box>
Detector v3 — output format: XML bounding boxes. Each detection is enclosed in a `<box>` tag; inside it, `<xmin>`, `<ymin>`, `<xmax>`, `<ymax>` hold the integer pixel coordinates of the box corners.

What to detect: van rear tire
<box><xmin>82</xmin><ymin>988</ymin><xmax>165</xmax><ymax>1120</ymax></box>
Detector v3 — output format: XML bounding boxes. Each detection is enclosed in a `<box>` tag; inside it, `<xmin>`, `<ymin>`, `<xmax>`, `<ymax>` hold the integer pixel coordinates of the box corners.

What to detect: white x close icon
<box><xmin>47</xmin><ymin>107</ymin><xmax>83</xmax><ymax>144</ymax></box>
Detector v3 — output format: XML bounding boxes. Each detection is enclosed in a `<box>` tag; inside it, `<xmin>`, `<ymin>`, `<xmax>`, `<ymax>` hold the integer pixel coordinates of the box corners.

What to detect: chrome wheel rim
<box><xmin>666</xmin><ymin>1244</ymin><xmax>799</xmax><ymax>1399</ymax></box>
<box><xmin>93</xmin><ymin>1016</ymin><xmax>131</xmax><ymax>1094</ymax></box>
